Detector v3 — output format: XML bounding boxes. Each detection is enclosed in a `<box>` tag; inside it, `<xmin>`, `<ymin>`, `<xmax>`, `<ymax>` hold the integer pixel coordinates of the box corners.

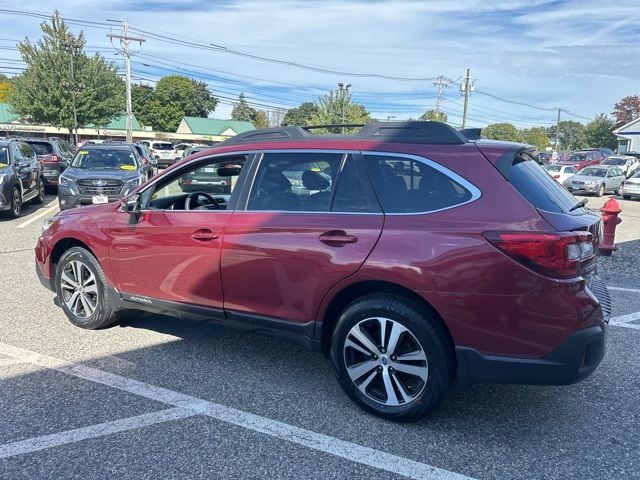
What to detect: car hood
<box><xmin>63</xmin><ymin>167</ymin><xmax>141</xmax><ymax>180</ymax></box>
<box><xmin>568</xmin><ymin>175</ymin><xmax>604</xmax><ymax>182</ymax></box>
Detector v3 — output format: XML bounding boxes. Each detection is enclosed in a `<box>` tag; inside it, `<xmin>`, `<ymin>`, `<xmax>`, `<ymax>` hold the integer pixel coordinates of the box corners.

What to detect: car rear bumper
<box><xmin>455</xmin><ymin>324</ymin><xmax>606</xmax><ymax>386</ymax></box>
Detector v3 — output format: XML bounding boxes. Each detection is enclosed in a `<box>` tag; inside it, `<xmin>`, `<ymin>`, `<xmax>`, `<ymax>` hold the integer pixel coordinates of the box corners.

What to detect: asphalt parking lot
<box><xmin>1</xmin><ymin>194</ymin><xmax>639</xmax><ymax>480</ymax></box>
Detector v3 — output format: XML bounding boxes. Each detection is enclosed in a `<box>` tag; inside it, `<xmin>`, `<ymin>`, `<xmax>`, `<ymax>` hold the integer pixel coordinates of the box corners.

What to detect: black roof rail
<box><xmin>221</xmin><ymin>121</ymin><xmax>468</xmax><ymax>146</ymax></box>
<box><xmin>303</xmin><ymin>124</ymin><xmax>365</xmax><ymax>131</ymax></box>
<box><xmin>459</xmin><ymin>128</ymin><xmax>483</xmax><ymax>141</ymax></box>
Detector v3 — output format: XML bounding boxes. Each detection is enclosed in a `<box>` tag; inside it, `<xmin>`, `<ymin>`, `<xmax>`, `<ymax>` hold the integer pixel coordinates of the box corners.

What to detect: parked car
<box><xmin>543</xmin><ymin>164</ymin><xmax>578</xmax><ymax>184</ymax></box>
<box><xmin>175</xmin><ymin>143</ymin><xmax>193</xmax><ymax>157</ymax></box>
<box><xmin>621</xmin><ymin>171</ymin><xmax>640</xmax><ymax>200</ymax></box>
<box><xmin>560</xmin><ymin>150</ymin><xmax>605</xmax><ymax>170</ymax></box>
<box><xmin>149</xmin><ymin>141</ymin><xmax>180</xmax><ymax>168</ymax></box>
<box><xmin>564</xmin><ymin>166</ymin><xmax>626</xmax><ymax>196</ymax></box>
<box><xmin>23</xmin><ymin>137</ymin><xmax>74</xmax><ymax>190</ymax></box>
<box><xmin>0</xmin><ymin>138</ymin><xmax>45</xmax><ymax>217</ymax></box>
<box><xmin>57</xmin><ymin>144</ymin><xmax>147</xmax><ymax>210</ymax></box>
<box><xmin>182</xmin><ymin>144</ymin><xmax>209</xmax><ymax>159</ymax></box>
<box><xmin>600</xmin><ymin>156</ymin><xmax>638</xmax><ymax>178</ymax></box>
<box><xmin>36</xmin><ymin>122</ymin><xmax>609</xmax><ymax>421</ymax></box>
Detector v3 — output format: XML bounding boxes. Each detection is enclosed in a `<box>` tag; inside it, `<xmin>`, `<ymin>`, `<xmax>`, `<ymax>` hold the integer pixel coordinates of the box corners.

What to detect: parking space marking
<box><xmin>609</xmin><ymin>311</ymin><xmax>640</xmax><ymax>326</ymax></box>
<box><xmin>0</xmin><ymin>357</ymin><xmax>26</xmax><ymax>366</ymax></box>
<box><xmin>0</xmin><ymin>341</ymin><xmax>474</xmax><ymax>480</ymax></box>
<box><xmin>16</xmin><ymin>203</ymin><xmax>59</xmax><ymax>229</ymax></box>
<box><xmin>608</xmin><ymin>286</ymin><xmax>640</xmax><ymax>293</ymax></box>
<box><xmin>0</xmin><ymin>407</ymin><xmax>196</xmax><ymax>459</ymax></box>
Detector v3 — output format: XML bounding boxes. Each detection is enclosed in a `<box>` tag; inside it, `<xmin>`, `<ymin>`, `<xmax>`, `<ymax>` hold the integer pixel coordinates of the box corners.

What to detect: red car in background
<box><xmin>35</xmin><ymin>122</ymin><xmax>609</xmax><ymax>421</ymax></box>
<box><xmin>560</xmin><ymin>149</ymin><xmax>606</xmax><ymax>170</ymax></box>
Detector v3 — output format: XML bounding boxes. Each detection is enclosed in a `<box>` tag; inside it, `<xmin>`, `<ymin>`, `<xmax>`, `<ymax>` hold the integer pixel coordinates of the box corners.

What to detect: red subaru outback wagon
<box><xmin>36</xmin><ymin>122</ymin><xmax>609</xmax><ymax>421</ymax></box>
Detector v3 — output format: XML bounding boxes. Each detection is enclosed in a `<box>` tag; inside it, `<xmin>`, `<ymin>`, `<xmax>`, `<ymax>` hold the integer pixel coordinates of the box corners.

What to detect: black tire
<box><xmin>7</xmin><ymin>185</ymin><xmax>22</xmax><ymax>218</ymax></box>
<box><xmin>330</xmin><ymin>294</ymin><xmax>453</xmax><ymax>421</ymax></box>
<box><xmin>623</xmin><ymin>195</ymin><xmax>631</xmax><ymax>200</ymax></box>
<box><xmin>596</xmin><ymin>184</ymin><xmax>605</xmax><ymax>197</ymax></box>
<box><xmin>32</xmin><ymin>177</ymin><xmax>45</xmax><ymax>204</ymax></box>
<box><xmin>54</xmin><ymin>247</ymin><xmax>119</xmax><ymax>329</ymax></box>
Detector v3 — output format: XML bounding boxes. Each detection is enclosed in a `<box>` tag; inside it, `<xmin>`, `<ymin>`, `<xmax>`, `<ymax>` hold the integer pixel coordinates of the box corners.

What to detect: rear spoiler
<box><xmin>492</xmin><ymin>145</ymin><xmax>537</xmax><ymax>180</ymax></box>
<box><xmin>458</xmin><ymin>128</ymin><xmax>483</xmax><ymax>141</ymax></box>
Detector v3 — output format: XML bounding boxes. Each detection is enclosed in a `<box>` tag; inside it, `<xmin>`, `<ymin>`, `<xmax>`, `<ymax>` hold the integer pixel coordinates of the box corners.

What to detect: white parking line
<box><xmin>0</xmin><ymin>408</ymin><xmax>196</xmax><ymax>459</ymax></box>
<box><xmin>608</xmin><ymin>286</ymin><xmax>640</xmax><ymax>294</ymax></box>
<box><xmin>16</xmin><ymin>203</ymin><xmax>58</xmax><ymax>229</ymax></box>
<box><xmin>609</xmin><ymin>311</ymin><xmax>640</xmax><ymax>326</ymax></box>
<box><xmin>0</xmin><ymin>341</ymin><xmax>474</xmax><ymax>480</ymax></box>
<box><xmin>0</xmin><ymin>357</ymin><xmax>25</xmax><ymax>366</ymax></box>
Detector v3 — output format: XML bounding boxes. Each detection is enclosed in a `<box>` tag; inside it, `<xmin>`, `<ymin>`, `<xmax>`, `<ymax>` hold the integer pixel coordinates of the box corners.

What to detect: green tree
<box><xmin>7</xmin><ymin>11</ymin><xmax>124</xmax><ymax>139</ymax></box>
<box><xmin>147</xmin><ymin>75</ymin><xmax>217</xmax><ymax>131</ymax></box>
<box><xmin>282</xmin><ymin>102</ymin><xmax>319</xmax><ymax>126</ymax></box>
<box><xmin>131</xmin><ymin>83</ymin><xmax>155</xmax><ymax>127</ymax></box>
<box><xmin>231</xmin><ymin>93</ymin><xmax>256</xmax><ymax>122</ymax></box>
<box><xmin>419</xmin><ymin>109</ymin><xmax>447</xmax><ymax>122</ymax></box>
<box><xmin>546</xmin><ymin>121</ymin><xmax>586</xmax><ymax>150</ymax></box>
<box><xmin>254</xmin><ymin>110</ymin><xmax>269</xmax><ymax>129</ymax></box>
<box><xmin>311</xmin><ymin>89</ymin><xmax>370</xmax><ymax>133</ymax></box>
<box><xmin>583</xmin><ymin>113</ymin><xmax>617</xmax><ymax>150</ymax></box>
<box><xmin>612</xmin><ymin>95</ymin><xmax>640</xmax><ymax>128</ymax></box>
<box><xmin>519</xmin><ymin>127</ymin><xmax>549</xmax><ymax>150</ymax></box>
<box><xmin>483</xmin><ymin>123</ymin><xmax>520</xmax><ymax>142</ymax></box>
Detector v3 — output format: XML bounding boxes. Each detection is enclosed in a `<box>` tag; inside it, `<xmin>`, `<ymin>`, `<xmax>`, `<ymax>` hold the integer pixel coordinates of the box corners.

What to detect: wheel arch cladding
<box><xmin>50</xmin><ymin>238</ymin><xmax>97</xmax><ymax>277</ymax></box>
<box><xmin>320</xmin><ymin>280</ymin><xmax>455</xmax><ymax>359</ymax></box>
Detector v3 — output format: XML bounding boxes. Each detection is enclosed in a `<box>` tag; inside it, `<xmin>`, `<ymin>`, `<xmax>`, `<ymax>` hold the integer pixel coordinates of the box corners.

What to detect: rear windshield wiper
<box><xmin>569</xmin><ymin>198</ymin><xmax>588</xmax><ymax>212</ymax></box>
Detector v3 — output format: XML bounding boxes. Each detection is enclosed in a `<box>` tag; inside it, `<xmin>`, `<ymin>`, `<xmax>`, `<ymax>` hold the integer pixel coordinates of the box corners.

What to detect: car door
<box><xmin>11</xmin><ymin>143</ymin><xmax>35</xmax><ymax>197</ymax></box>
<box><xmin>220</xmin><ymin>151</ymin><xmax>384</xmax><ymax>326</ymax></box>
<box><xmin>107</xmin><ymin>153</ymin><xmax>250</xmax><ymax>311</ymax></box>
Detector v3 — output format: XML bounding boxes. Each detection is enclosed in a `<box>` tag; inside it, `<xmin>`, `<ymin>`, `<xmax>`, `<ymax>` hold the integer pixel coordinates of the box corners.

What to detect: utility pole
<box><xmin>337</xmin><ymin>83</ymin><xmax>351</xmax><ymax>133</ymax></box>
<box><xmin>460</xmin><ymin>68</ymin><xmax>474</xmax><ymax>129</ymax></box>
<box><xmin>107</xmin><ymin>20</ymin><xmax>145</xmax><ymax>143</ymax></box>
<box><xmin>554</xmin><ymin>108</ymin><xmax>562</xmax><ymax>153</ymax></box>
<box><xmin>433</xmin><ymin>76</ymin><xmax>449</xmax><ymax>117</ymax></box>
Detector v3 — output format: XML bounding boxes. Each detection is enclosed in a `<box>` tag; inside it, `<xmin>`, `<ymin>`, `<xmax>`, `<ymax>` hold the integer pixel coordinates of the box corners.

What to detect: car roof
<box><xmin>77</xmin><ymin>144</ymin><xmax>134</xmax><ymax>150</ymax></box>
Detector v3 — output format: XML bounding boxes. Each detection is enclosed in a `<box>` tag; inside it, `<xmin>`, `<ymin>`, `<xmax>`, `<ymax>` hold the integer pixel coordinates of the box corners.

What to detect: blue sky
<box><xmin>1</xmin><ymin>0</ymin><xmax>639</xmax><ymax>127</ymax></box>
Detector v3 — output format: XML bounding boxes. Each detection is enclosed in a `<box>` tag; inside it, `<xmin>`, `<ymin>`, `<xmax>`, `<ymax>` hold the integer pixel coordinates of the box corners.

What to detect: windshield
<box><xmin>0</xmin><ymin>147</ymin><xmax>8</xmax><ymax>167</ymax></box>
<box><xmin>580</xmin><ymin>168</ymin><xmax>607</xmax><ymax>177</ymax></box>
<box><xmin>71</xmin><ymin>148</ymin><xmax>138</xmax><ymax>170</ymax></box>
<box><xmin>568</xmin><ymin>153</ymin><xmax>587</xmax><ymax>162</ymax></box>
<box><xmin>544</xmin><ymin>165</ymin><xmax>561</xmax><ymax>172</ymax></box>
<box><xmin>152</xmin><ymin>143</ymin><xmax>174</xmax><ymax>151</ymax></box>
<box><xmin>26</xmin><ymin>142</ymin><xmax>54</xmax><ymax>156</ymax></box>
<box><xmin>602</xmin><ymin>158</ymin><xmax>626</xmax><ymax>166</ymax></box>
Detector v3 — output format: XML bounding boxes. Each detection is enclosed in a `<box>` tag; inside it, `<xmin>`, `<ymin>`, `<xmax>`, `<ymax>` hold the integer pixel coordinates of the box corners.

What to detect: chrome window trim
<box><xmin>136</xmin><ymin>150</ymin><xmax>256</xmax><ymax>213</ymax></box>
<box><xmin>362</xmin><ymin>150</ymin><xmax>482</xmax><ymax>215</ymax></box>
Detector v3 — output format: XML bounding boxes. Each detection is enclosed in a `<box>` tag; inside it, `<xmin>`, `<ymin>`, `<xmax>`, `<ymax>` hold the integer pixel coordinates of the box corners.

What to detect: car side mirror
<box><xmin>59</xmin><ymin>160</ymin><xmax>69</xmax><ymax>170</ymax></box>
<box><xmin>121</xmin><ymin>193</ymin><xmax>141</xmax><ymax>222</ymax></box>
<box><xmin>142</xmin><ymin>163</ymin><xmax>152</xmax><ymax>172</ymax></box>
<box><xmin>217</xmin><ymin>164</ymin><xmax>242</xmax><ymax>177</ymax></box>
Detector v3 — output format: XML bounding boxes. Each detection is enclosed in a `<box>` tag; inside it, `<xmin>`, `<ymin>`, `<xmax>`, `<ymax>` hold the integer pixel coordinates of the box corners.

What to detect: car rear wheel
<box><xmin>330</xmin><ymin>295</ymin><xmax>452</xmax><ymax>421</ymax></box>
<box><xmin>8</xmin><ymin>186</ymin><xmax>21</xmax><ymax>218</ymax></box>
<box><xmin>55</xmin><ymin>247</ymin><xmax>119</xmax><ymax>329</ymax></box>
<box><xmin>623</xmin><ymin>194</ymin><xmax>631</xmax><ymax>200</ymax></box>
<box><xmin>32</xmin><ymin>177</ymin><xmax>45</xmax><ymax>204</ymax></box>
<box><xmin>596</xmin><ymin>184</ymin><xmax>605</xmax><ymax>197</ymax></box>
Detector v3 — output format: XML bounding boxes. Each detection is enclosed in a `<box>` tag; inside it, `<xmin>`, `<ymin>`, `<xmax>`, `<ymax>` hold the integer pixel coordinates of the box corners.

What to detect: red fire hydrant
<box><xmin>599</xmin><ymin>197</ymin><xmax>622</xmax><ymax>256</ymax></box>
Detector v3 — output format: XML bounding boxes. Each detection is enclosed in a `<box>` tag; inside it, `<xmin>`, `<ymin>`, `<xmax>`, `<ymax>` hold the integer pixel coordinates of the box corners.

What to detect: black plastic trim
<box><xmin>455</xmin><ymin>325</ymin><xmax>606</xmax><ymax>386</ymax></box>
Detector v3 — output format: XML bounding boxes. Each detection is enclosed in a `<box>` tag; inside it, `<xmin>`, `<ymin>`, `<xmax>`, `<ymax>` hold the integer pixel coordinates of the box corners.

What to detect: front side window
<box><xmin>248</xmin><ymin>152</ymin><xmax>342</xmax><ymax>212</ymax></box>
<box><xmin>143</xmin><ymin>155</ymin><xmax>246</xmax><ymax>211</ymax></box>
<box><xmin>364</xmin><ymin>154</ymin><xmax>473</xmax><ymax>213</ymax></box>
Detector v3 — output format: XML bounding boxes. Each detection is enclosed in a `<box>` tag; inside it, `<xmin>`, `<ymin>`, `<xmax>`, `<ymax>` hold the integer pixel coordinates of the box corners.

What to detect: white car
<box><xmin>600</xmin><ymin>156</ymin><xmax>639</xmax><ymax>178</ymax></box>
<box><xmin>621</xmin><ymin>172</ymin><xmax>640</xmax><ymax>200</ymax></box>
<box><xmin>149</xmin><ymin>141</ymin><xmax>180</xmax><ymax>168</ymax></box>
<box><xmin>543</xmin><ymin>164</ymin><xmax>578</xmax><ymax>184</ymax></box>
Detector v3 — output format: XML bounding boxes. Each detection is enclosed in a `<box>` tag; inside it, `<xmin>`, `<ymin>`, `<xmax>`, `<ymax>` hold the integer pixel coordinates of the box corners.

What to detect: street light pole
<box><xmin>63</xmin><ymin>41</ymin><xmax>80</xmax><ymax>146</ymax></box>
<box><xmin>337</xmin><ymin>83</ymin><xmax>351</xmax><ymax>133</ymax></box>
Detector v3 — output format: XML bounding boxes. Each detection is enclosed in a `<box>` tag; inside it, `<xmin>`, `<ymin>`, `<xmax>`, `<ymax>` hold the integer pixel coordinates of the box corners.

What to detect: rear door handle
<box><xmin>319</xmin><ymin>230</ymin><xmax>358</xmax><ymax>246</ymax></box>
<box><xmin>191</xmin><ymin>229</ymin><xmax>220</xmax><ymax>242</ymax></box>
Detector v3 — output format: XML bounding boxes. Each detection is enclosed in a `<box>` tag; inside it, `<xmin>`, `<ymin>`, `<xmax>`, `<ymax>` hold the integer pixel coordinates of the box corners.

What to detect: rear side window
<box><xmin>510</xmin><ymin>155</ymin><xmax>582</xmax><ymax>213</ymax></box>
<box><xmin>26</xmin><ymin>142</ymin><xmax>53</xmax><ymax>156</ymax></box>
<box><xmin>364</xmin><ymin>154</ymin><xmax>473</xmax><ymax>213</ymax></box>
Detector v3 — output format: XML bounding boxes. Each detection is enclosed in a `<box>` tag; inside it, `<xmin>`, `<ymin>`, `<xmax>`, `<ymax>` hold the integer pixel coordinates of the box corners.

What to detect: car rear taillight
<box><xmin>553</xmin><ymin>174</ymin><xmax>560</xmax><ymax>179</ymax></box>
<box><xmin>483</xmin><ymin>231</ymin><xmax>594</xmax><ymax>279</ymax></box>
<box><xmin>40</xmin><ymin>154</ymin><xmax>60</xmax><ymax>164</ymax></box>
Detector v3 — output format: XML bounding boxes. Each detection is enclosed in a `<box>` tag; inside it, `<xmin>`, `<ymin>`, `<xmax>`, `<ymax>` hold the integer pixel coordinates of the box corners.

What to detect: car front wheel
<box><xmin>54</xmin><ymin>247</ymin><xmax>119</xmax><ymax>329</ymax></box>
<box><xmin>8</xmin><ymin>186</ymin><xmax>21</xmax><ymax>218</ymax></box>
<box><xmin>32</xmin><ymin>177</ymin><xmax>45</xmax><ymax>204</ymax></box>
<box><xmin>596</xmin><ymin>184</ymin><xmax>605</xmax><ymax>197</ymax></box>
<box><xmin>330</xmin><ymin>295</ymin><xmax>453</xmax><ymax>421</ymax></box>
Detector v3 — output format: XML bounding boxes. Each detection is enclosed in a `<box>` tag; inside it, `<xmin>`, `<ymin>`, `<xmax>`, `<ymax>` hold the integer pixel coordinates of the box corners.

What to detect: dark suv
<box><xmin>57</xmin><ymin>144</ymin><xmax>147</xmax><ymax>210</ymax></box>
<box><xmin>23</xmin><ymin>137</ymin><xmax>74</xmax><ymax>189</ymax></box>
<box><xmin>35</xmin><ymin>122</ymin><xmax>609</xmax><ymax>421</ymax></box>
<box><xmin>0</xmin><ymin>138</ymin><xmax>45</xmax><ymax>217</ymax></box>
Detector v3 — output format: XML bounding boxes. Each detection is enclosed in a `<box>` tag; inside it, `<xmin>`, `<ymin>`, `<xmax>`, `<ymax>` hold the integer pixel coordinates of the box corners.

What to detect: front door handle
<box><xmin>191</xmin><ymin>229</ymin><xmax>220</xmax><ymax>242</ymax></box>
<box><xmin>319</xmin><ymin>230</ymin><xmax>358</xmax><ymax>246</ymax></box>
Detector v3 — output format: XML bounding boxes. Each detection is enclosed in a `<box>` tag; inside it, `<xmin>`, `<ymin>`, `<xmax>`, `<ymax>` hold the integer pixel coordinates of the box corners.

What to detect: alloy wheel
<box><xmin>38</xmin><ymin>179</ymin><xmax>45</xmax><ymax>201</ymax></box>
<box><xmin>343</xmin><ymin>317</ymin><xmax>428</xmax><ymax>406</ymax></box>
<box><xmin>12</xmin><ymin>189</ymin><xmax>21</xmax><ymax>216</ymax></box>
<box><xmin>60</xmin><ymin>260</ymin><xmax>98</xmax><ymax>318</ymax></box>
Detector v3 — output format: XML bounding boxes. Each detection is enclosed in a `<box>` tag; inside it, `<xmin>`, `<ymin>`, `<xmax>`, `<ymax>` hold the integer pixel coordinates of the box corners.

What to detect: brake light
<box><xmin>553</xmin><ymin>174</ymin><xmax>560</xmax><ymax>179</ymax></box>
<box><xmin>41</xmin><ymin>154</ymin><xmax>60</xmax><ymax>164</ymax></box>
<box><xmin>483</xmin><ymin>231</ymin><xmax>594</xmax><ymax>279</ymax></box>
